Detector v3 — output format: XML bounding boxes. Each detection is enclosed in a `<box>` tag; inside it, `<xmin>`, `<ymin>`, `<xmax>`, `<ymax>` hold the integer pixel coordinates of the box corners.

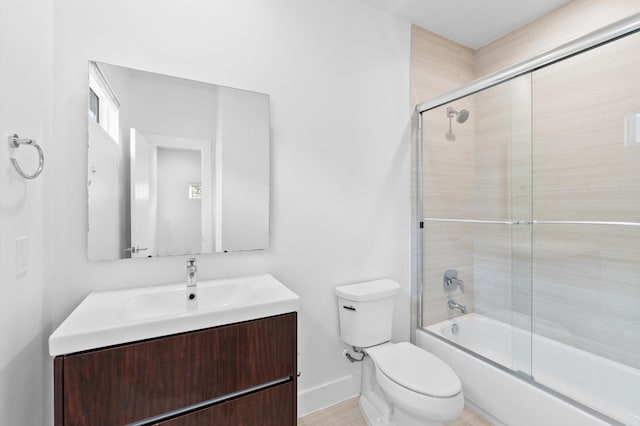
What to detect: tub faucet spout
<box><xmin>447</xmin><ymin>299</ymin><xmax>467</xmax><ymax>314</ymax></box>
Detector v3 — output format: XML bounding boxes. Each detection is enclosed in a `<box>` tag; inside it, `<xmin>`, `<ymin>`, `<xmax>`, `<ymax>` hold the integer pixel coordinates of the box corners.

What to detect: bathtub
<box><xmin>416</xmin><ymin>313</ymin><xmax>640</xmax><ymax>426</ymax></box>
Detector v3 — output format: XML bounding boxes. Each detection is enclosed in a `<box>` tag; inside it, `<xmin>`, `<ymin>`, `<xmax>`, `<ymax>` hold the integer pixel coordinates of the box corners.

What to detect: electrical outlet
<box><xmin>16</xmin><ymin>236</ymin><xmax>28</xmax><ymax>276</ymax></box>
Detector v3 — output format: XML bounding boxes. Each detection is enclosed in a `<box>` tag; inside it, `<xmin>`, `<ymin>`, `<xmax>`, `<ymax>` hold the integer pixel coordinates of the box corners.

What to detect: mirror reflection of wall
<box><xmin>87</xmin><ymin>61</ymin><xmax>270</xmax><ymax>261</ymax></box>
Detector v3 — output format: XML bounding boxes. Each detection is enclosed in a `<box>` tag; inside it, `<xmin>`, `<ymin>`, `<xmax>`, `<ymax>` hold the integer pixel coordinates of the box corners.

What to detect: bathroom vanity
<box><xmin>50</xmin><ymin>274</ymin><xmax>299</xmax><ymax>425</ymax></box>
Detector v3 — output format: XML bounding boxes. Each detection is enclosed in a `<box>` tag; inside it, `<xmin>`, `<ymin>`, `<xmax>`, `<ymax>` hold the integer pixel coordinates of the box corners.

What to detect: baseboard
<box><xmin>297</xmin><ymin>372</ymin><xmax>361</xmax><ymax>417</ymax></box>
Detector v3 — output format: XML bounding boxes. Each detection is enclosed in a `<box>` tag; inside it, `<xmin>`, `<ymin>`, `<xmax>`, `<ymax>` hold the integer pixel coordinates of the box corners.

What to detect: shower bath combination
<box><xmin>417</xmin><ymin>14</ymin><xmax>640</xmax><ymax>426</ymax></box>
<box><xmin>445</xmin><ymin>106</ymin><xmax>469</xmax><ymax>141</ymax></box>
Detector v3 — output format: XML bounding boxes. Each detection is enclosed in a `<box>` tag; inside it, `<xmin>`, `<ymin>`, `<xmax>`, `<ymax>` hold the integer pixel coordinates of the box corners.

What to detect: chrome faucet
<box><xmin>447</xmin><ymin>299</ymin><xmax>467</xmax><ymax>314</ymax></box>
<box><xmin>186</xmin><ymin>258</ymin><xmax>197</xmax><ymax>301</ymax></box>
<box><xmin>443</xmin><ymin>270</ymin><xmax>464</xmax><ymax>293</ymax></box>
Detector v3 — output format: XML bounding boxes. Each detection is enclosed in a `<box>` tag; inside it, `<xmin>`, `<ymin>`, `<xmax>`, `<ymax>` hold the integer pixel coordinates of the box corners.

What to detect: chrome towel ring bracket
<box><xmin>8</xmin><ymin>133</ymin><xmax>44</xmax><ymax>179</ymax></box>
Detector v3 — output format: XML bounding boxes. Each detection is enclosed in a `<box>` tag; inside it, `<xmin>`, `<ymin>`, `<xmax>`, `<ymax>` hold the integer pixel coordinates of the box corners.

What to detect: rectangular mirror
<box><xmin>87</xmin><ymin>61</ymin><xmax>270</xmax><ymax>260</ymax></box>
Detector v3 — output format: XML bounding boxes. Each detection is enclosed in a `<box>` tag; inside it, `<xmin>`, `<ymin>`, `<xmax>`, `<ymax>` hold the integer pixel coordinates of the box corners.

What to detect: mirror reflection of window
<box><xmin>189</xmin><ymin>183</ymin><xmax>202</xmax><ymax>199</ymax></box>
<box><xmin>88</xmin><ymin>88</ymin><xmax>99</xmax><ymax>123</ymax></box>
<box><xmin>88</xmin><ymin>62</ymin><xmax>120</xmax><ymax>144</ymax></box>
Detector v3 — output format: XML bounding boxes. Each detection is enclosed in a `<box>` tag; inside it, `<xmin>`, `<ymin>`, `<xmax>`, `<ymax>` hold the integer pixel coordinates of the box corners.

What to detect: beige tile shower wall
<box><xmin>475</xmin><ymin>0</ymin><xmax>640</xmax><ymax>78</ymax></box>
<box><xmin>472</xmin><ymin>76</ymin><xmax>532</xmax><ymax>319</ymax></box>
<box><xmin>471</xmin><ymin>0</ymin><xmax>640</xmax><ymax>367</ymax></box>
<box><xmin>411</xmin><ymin>26</ymin><xmax>476</xmax><ymax>325</ymax></box>
<box><xmin>411</xmin><ymin>26</ymin><xmax>474</xmax><ymax>104</ymax></box>
<box><xmin>532</xmin><ymin>226</ymin><xmax>640</xmax><ymax>369</ymax></box>
<box><xmin>533</xmin><ymin>33</ymin><xmax>640</xmax><ymax>223</ymax></box>
<box><xmin>531</xmin><ymin>30</ymin><xmax>640</xmax><ymax>368</ymax></box>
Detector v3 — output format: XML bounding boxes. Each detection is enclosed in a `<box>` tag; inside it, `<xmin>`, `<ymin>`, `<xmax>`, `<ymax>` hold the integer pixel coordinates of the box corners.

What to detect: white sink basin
<box><xmin>49</xmin><ymin>274</ymin><xmax>299</xmax><ymax>356</ymax></box>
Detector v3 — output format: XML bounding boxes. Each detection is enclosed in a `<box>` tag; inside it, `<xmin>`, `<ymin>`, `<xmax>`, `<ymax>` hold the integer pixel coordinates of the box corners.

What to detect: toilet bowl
<box><xmin>336</xmin><ymin>279</ymin><xmax>464</xmax><ymax>425</ymax></box>
<box><xmin>366</xmin><ymin>342</ymin><xmax>463</xmax><ymax>425</ymax></box>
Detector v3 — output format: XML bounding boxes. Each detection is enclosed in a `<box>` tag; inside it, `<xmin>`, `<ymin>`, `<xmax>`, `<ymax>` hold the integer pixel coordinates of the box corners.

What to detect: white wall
<box><xmin>0</xmin><ymin>0</ymin><xmax>53</xmax><ymax>425</ymax></box>
<box><xmin>51</xmin><ymin>0</ymin><xmax>411</xmax><ymax>418</ymax></box>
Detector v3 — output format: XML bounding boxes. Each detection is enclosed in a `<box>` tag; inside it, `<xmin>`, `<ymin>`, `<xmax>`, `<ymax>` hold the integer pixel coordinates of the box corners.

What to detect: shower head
<box><xmin>446</xmin><ymin>107</ymin><xmax>470</xmax><ymax>124</ymax></box>
<box><xmin>457</xmin><ymin>109</ymin><xmax>469</xmax><ymax>123</ymax></box>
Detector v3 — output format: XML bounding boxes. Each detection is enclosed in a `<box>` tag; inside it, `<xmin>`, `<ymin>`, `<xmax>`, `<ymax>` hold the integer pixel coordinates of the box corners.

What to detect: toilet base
<box><xmin>360</xmin><ymin>391</ymin><xmax>391</xmax><ymax>425</ymax></box>
<box><xmin>360</xmin><ymin>394</ymin><xmax>444</xmax><ymax>426</ymax></box>
<box><xmin>393</xmin><ymin>408</ymin><xmax>444</xmax><ymax>426</ymax></box>
<box><xmin>360</xmin><ymin>354</ymin><xmax>393</xmax><ymax>425</ymax></box>
<box><xmin>359</xmin><ymin>352</ymin><xmax>447</xmax><ymax>426</ymax></box>
<box><xmin>358</xmin><ymin>344</ymin><xmax>463</xmax><ymax>426</ymax></box>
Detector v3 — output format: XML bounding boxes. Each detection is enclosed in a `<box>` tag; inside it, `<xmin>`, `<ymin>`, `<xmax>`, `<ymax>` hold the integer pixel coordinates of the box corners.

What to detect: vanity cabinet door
<box><xmin>156</xmin><ymin>382</ymin><xmax>294</xmax><ymax>426</ymax></box>
<box><xmin>55</xmin><ymin>312</ymin><xmax>296</xmax><ymax>426</ymax></box>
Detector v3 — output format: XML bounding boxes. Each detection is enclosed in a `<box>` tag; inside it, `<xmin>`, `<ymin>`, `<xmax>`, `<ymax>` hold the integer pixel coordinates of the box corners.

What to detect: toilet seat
<box><xmin>372</xmin><ymin>342</ymin><xmax>461</xmax><ymax>398</ymax></box>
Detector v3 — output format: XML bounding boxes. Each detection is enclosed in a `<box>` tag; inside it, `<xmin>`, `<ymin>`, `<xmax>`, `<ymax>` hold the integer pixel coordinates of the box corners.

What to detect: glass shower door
<box><xmin>421</xmin><ymin>73</ymin><xmax>533</xmax><ymax>377</ymax></box>
<box><xmin>531</xmin><ymin>30</ymin><xmax>640</xmax><ymax>424</ymax></box>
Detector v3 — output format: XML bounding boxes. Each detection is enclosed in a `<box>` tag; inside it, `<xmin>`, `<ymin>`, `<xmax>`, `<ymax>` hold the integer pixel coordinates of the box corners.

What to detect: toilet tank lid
<box><xmin>335</xmin><ymin>279</ymin><xmax>400</xmax><ymax>302</ymax></box>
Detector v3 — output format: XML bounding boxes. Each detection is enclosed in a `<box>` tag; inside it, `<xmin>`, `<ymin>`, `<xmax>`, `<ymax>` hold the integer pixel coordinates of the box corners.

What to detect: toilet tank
<box><xmin>335</xmin><ymin>279</ymin><xmax>400</xmax><ymax>348</ymax></box>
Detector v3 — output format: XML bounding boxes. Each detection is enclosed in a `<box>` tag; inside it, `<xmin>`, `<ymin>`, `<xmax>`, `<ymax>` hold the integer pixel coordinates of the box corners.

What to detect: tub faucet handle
<box><xmin>443</xmin><ymin>270</ymin><xmax>464</xmax><ymax>293</ymax></box>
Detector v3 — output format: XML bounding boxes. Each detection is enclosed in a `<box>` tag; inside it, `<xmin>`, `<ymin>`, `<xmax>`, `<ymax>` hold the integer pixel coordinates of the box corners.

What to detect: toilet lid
<box><xmin>373</xmin><ymin>342</ymin><xmax>461</xmax><ymax>398</ymax></box>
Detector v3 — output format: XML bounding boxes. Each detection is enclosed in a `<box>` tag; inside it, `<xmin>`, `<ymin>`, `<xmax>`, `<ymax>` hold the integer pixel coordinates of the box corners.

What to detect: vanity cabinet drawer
<box><xmin>156</xmin><ymin>382</ymin><xmax>294</xmax><ymax>426</ymax></box>
<box><xmin>55</xmin><ymin>312</ymin><xmax>296</xmax><ymax>426</ymax></box>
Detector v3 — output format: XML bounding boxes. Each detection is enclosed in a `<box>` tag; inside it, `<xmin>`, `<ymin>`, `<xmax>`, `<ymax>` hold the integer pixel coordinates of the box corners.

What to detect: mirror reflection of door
<box><xmin>87</xmin><ymin>117</ymin><xmax>122</xmax><ymax>260</ymax></box>
<box><xmin>130</xmin><ymin>129</ymin><xmax>213</xmax><ymax>258</ymax></box>
<box><xmin>156</xmin><ymin>147</ymin><xmax>201</xmax><ymax>255</ymax></box>
<box><xmin>87</xmin><ymin>62</ymin><xmax>125</xmax><ymax>260</ymax></box>
<box><xmin>129</xmin><ymin>129</ymin><xmax>155</xmax><ymax>258</ymax></box>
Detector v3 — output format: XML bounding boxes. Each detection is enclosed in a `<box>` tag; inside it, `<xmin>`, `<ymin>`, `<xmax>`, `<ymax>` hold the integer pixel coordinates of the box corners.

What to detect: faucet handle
<box><xmin>443</xmin><ymin>270</ymin><xmax>464</xmax><ymax>293</ymax></box>
<box><xmin>187</xmin><ymin>258</ymin><xmax>197</xmax><ymax>270</ymax></box>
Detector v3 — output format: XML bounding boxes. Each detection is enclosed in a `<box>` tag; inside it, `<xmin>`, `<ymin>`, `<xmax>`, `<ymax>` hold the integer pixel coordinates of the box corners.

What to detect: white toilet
<box><xmin>335</xmin><ymin>279</ymin><xmax>464</xmax><ymax>426</ymax></box>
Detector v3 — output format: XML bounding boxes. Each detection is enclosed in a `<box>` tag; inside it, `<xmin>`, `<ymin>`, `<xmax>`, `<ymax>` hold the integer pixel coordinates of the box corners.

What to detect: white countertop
<box><xmin>49</xmin><ymin>273</ymin><xmax>299</xmax><ymax>356</ymax></box>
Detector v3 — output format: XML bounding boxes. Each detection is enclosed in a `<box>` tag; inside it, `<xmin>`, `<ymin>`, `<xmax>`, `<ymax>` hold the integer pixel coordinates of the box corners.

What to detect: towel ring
<box><xmin>8</xmin><ymin>134</ymin><xmax>44</xmax><ymax>179</ymax></box>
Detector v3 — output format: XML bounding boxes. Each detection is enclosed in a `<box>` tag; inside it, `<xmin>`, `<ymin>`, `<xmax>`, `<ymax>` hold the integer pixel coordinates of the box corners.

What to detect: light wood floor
<box><xmin>298</xmin><ymin>397</ymin><xmax>493</xmax><ymax>426</ymax></box>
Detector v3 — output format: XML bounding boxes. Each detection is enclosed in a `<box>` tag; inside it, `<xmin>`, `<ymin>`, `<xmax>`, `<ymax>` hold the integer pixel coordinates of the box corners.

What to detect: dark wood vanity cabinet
<box><xmin>157</xmin><ymin>382</ymin><xmax>294</xmax><ymax>426</ymax></box>
<box><xmin>54</xmin><ymin>312</ymin><xmax>297</xmax><ymax>426</ymax></box>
